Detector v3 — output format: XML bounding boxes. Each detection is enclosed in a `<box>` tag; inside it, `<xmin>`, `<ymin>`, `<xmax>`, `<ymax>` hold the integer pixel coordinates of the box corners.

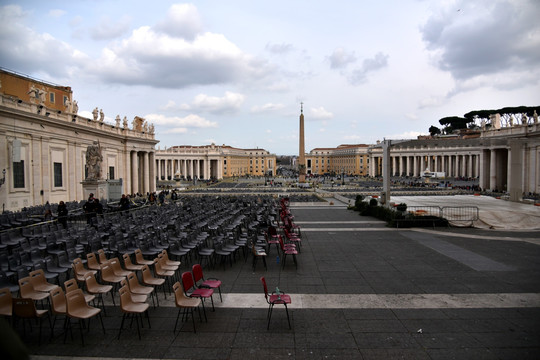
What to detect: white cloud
<box><xmin>189</xmin><ymin>92</ymin><xmax>245</xmax><ymax>114</ymax></box>
<box><xmin>405</xmin><ymin>113</ymin><xmax>418</xmax><ymax>120</ymax></box>
<box><xmin>90</xmin><ymin>15</ymin><xmax>131</xmax><ymax>40</ymax></box>
<box><xmin>265</xmin><ymin>43</ymin><xmax>294</xmax><ymax>54</ymax></box>
<box><xmin>418</xmin><ymin>96</ymin><xmax>445</xmax><ymax>109</ymax></box>
<box><xmin>0</xmin><ymin>5</ymin><xmax>88</xmax><ymax>78</ymax></box>
<box><xmin>327</xmin><ymin>47</ymin><xmax>356</xmax><ymax>69</ymax></box>
<box><xmin>421</xmin><ymin>0</ymin><xmax>540</xmax><ymax>85</ymax></box>
<box><xmin>348</xmin><ymin>52</ymin><xmax>389</xmax><ymax>85</ymax></box>
<box><xmin>251</xmin><ymin>103</ymin><xmax>285</xmax><ymax>113</ymax></box>
<box><xmin>169</xmin><ymin>127</ymin><xmax>188</xmax><ymax>134</ymax></box>
<box><xmin>155</xmin><ymin>4</ymin><xmax>202</xmax><ymax>40</ymax></box>
<box><xmin>145</xmin><ymin>113</ymin><xmax>218</xmax><ymax>128</ymax></box>
<box><xmin>309</xmin><ymin>107</ymin><xmax>334</xmax><ymax>120</ymax></box>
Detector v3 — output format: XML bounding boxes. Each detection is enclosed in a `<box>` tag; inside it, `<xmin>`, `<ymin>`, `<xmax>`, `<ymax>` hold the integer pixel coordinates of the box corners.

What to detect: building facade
<box><xmin>305</xmin><ymin>144</ymin><xmax>370</xmax><ymax>176</ymax></box>
<box><xmin>155</xmin><ymin>145</ymin><xmax>276</xmax><ymax>180</ymax></box>
<box><xmin>0</xmin><ymin>68</ymin><xmax>158</xmax><ymax>211</ymax></box>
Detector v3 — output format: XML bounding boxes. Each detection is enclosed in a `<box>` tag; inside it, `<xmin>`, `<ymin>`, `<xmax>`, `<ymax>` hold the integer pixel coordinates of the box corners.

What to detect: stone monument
<box><xmin>298</xmin><ymin>103</ymin><xmax>306</xmax><ymax>183</ymax></box>
<box><xmin>82</xmin><ymin>140</ymin><xmax>108</xmax><ymax>200</ymax></box>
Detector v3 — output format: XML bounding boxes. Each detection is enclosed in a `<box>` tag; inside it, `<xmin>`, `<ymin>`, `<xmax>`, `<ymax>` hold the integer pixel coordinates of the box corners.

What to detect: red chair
<box><xmin>278</xmin><ymin>235</ymin><xmax>298</xmax><ymax>269</ymax></box>
<box><xmin>260</xmin><ymin>276</ymin><xmax>291</xmax><ymax>330</ymax></box>
<box><xmin>181</xmin><ymin>271</ymin><xmax>214</xmax><ymax>321</ymax></box>
<box><xmin>192</xmin><ymin>264</ymin><xmax>222</xmax><ymax>302</ymax></box>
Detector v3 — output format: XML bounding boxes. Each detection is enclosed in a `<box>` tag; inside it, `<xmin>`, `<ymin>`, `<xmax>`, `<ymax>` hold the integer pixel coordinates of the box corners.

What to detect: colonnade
<box><xmin>370</xmin><ymin>153</ymin><xmax>481</xmax><ymax>178</ymax></box>
<box><xmin>129</xmin><ymin>150</ymin><xmax>155</xmax><ymax>195</ymax></box>
<box><xmin>155</xmin><ymin>157</ymin><xmax>221</xmax><ymax>180</ymax></box>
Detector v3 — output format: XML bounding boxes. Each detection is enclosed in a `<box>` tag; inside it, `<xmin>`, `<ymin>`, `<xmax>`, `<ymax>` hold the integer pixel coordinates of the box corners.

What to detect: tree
<box><xmin>438</xmin><ymin>116</ymin><xmax>469</xmax><ymax>134</ymax></box>
<box><xmin>429</xmin><ymin>125</ymin><xmax>441</xmax><ymax>136</ymax></box>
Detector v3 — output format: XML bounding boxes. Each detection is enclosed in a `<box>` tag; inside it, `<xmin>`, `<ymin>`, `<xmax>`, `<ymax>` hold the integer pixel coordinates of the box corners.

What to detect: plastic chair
<box><xmin>181</xmin><ymin>271</ymin><xmax>214</xmax><ymax>321</ymax></box>
<box><xmin>120</xmin><ymin>278</ymin><xmax>148</xmax><ymax>303</ymax></box>
<box><xmin>64</xmin><ymin>278</ymin><xmax>95</xmax><ymax>304</ymax></box>
<box><xmin>141</xmin><ymin>264</ymin><xmax>166</xmax><ymax>300</ymax></box>
<box><xmin>157</xmin><ymin>252</ymin><xmax>178</xmax><ymax>272</ymax></box>
<box><xmin>64</xmin><ymin>288</ymin><xmax>105</xmax><ymax>346</ymax></box>
<box><xmin>96</xmin><ymin>249</ymin><xmax>108</xmax><ymax>264</ymax></box>
<box><xmin>12</xmin><ymin>297</ymin><xmax>52</xmax><ymax>345</ymax></box>
<box><xmin>260</xmin><ymin>276</ymin><xmax>291</xmax><ymax>330</ymax></box>
<box><xmin>160</xmin><ymin>249</ymin><xmax>181</xmax><ymax>267</ymax></box>
<box><xmin>172</xmin><ymin>281</ymin><xmax>202</xmax><ymax>332</ymax></box>
<box><xmin>49</xmin><ymin>286</ymin><xmax>66</xmax><ymax>333</ymax></box>
<box><xmin>251</xmin><ymin>241</ymin><xmax>267</xmax><ymax>271</ymax></box>
<box><xmin>278</xmin><ymin>235</ymin><xmax>298</xmax><ymax>269</ymax></box>
<box><xmin>86</xmin><ymin>253</ymin><xmax>101</xmax><ymax>272</ymax></box>
<box><xmin>109</xmin><ymin>257</ymin><xmax>130</xmax><ymax>277</ymax></box>
<box><xmin>192</xmin><ymin>264</ymin><xmax>222</xmax><ymax>302</ymax></box>
<box><xmin>99</xmin><ymin>262</ymin><xmax>124</xmax><ymax>305</ymax></box>
<box><xmin>134</xmin><ymin>249</ymin><xmax>154</xmax><ymax>266</ymax></box>
<box><xmin>84</xmin><ymin>273</ymin><xmax>113</xmax><ymax>315</ymax></box>
<box><xmin>117</xmin><ymin>285</ymin><xmax>150</xmax><ymax>340</ymax></box>
<box><xmin>154</xmin><ymin>257</ymin><xmax>176</xmax><ymax>288</ymax></box>
<box><xmin>127</xmin><ymin>272</ymin><xmax>156</xmax><ymax>308</ymax></box>
<box><xmin>72</xmin><ymin>258</ymin><xmax>97</xmax><ymax>282</ymax></box>
<box><xmin>18</xmin><ymin>276</ymin><xmax>49</xmax><ymax>303</ymax></box>
<box><xmin>29</xmin><ymin>269</ymin><xmax>58</xmax><ymax>293</ymax></box>
<box><xmin>122</xmin><ymin>253</ymin><xmax>143</xmax><ymax>272</ymax></box>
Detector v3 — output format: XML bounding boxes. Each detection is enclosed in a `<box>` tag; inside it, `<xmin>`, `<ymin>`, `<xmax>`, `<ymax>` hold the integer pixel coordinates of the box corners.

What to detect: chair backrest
<box><xmin>127</xmin><ymin>272</ymin><xmax>140</xmax><ymax>289</ymax></box>
<box><xmin>29</xmin><ymin>269</ymin><xmax>47</xmax><ymax>286</ymax></box>
<box><xmin>0</xmin><ymin>287</ymin><xmax>12</xmax><ymax>316</ymax></box>
<box><xmin>18</xmin><ymin>277</ymin><xmax>34</xmax><ymax>297</ymax></box>
<box><xmin>192</xmin><ymin>264</ymin><xmax>204</xmax><ymax>283</ymax></box>
<box><xmin>65</xmin><ymin>289</ymin><xmax>88</xmax><ymax>316</ymax></box>
<box><xmin>100</xmin><ymin>262</ymin><xmax>115</xmax><ymax>280</ymax></box>
<box><xmin>97</xmin><ymin>249</ymin><xmax>107</xmax><ymax>264</ymax></box>
<box><xmin>181</xmin><ymin>272</ymin><xmax>194</xmax><ymax>293</ymax></box>
<box><xmin>64</xmin><ymin>278</ymin><xmax>79</xmax><ymax>293</ymax></box>
<box><xmin>134</xmin><ymin>249</ymin><xmax>144</xmax><ymax>262</ymax></box>
<box><xmin>12</xmin><ymin>297</ymin><xmax>39</xmax><ymax>318</ymax></box>
<box><xmin>50</xmin><ymin>286</ymin><xmax>66</xmax><ymax>315</ymax></box>
<box><xmin>141</xmin><ymin>265</ymin><xmax>153</xmax><ymax>282</ymax></box>
<box><xmin>119</xmin><ymin>285</ymin><xmax>134</xmax><ymax>309</ymax></box>
<box><xmin>260</xmin><ymin>276</ymin><xmax>269</xmax><ymax>300</ymax></box>
<box><xmin>173</xmin><ymin>281</ymin><xmax>191</xmax><ymax>303</ymax></box>
<box><xmin>84</xmin><ymin>273</ymin><xmax>99</xmax><ymax>292</ymax></box>
<box><xmin>72</xmin><ymin>258</ymin><xmax>84</xmax><ymax>274</ymax></box>
<box><xmin>87</xmin><ymin>253</ymin><xmax>99</xmax><ymax>268</ymax></box>
<box><xmin>109</xmin><ymin>257</ymin><xmax>122</xmax><ymax>272</ymax></box>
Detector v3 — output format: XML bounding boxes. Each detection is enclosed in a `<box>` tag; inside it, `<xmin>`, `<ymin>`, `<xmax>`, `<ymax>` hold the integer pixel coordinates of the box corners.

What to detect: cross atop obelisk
<box><xmin>299</xmin><ymin>102</ymin><xmax>306</xmax><ymax>183</ymax></box>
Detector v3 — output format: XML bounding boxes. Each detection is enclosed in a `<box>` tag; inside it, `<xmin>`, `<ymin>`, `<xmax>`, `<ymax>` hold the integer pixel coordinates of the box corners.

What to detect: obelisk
<box><xmin>299</xmin><ymin>103</ymin><xmax>306</xmax><ymax>183</ymax></box>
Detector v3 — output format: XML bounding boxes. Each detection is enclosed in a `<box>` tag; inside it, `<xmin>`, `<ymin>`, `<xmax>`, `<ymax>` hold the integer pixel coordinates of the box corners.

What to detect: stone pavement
<box><xmin>13</xmin><ymin>205</ymin><xmax>540</xmax><ymax>360</ymax></box>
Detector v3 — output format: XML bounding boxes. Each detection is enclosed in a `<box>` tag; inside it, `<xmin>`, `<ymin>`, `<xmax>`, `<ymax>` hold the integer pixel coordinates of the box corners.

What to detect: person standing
<box><xmin>57</xmin><ymin>201</ymin><xmax>68</xmax><ymax>228</ymax></box>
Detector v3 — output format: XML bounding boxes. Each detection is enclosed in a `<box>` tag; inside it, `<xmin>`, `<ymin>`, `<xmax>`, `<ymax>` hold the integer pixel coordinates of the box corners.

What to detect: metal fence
<box><xmin>394</xmin><ymin>205</ymin><xmax>479</xmax><ymax>228</ymax></box>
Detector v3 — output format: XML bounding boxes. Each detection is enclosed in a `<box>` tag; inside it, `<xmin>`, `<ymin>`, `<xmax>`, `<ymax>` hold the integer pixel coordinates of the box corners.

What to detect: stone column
<box><xmin>149</xmin><ymin>152</ymin><xmax>155</xmax><ymax>193</ymax></box>
<box><xmin>131</xmin><ymin>151</ymin><xmax>138</xmax><ymax>195</ymax></box>
<box><xmin>413</xmin><ymin>156</ymin><xmax>418</xmax><ymax>176</ymax></box>
<box><xmin>183</xmin><ymin>160</ymin><xmax>187</xmax><ymax>179</ymax></box>
<box><xmin>392</xmin><ymin>156</ymin><xmax>397</xmax><ymax>176</ymax></box>
<box><xmin>489</xmin><ymin>149</ymin><xmax>497</xmax><ymax>190</ymax></box>
<box><xmin>143</xmin><ymin>152</ymin><xmax>150</xmax><ymax>194</ymax></box>
<box><xmin>399</xmin><ymin>156</ymin><xmax>404</xmax><ymax>176</ymax></box>
<box><xmin>467</xmin><ymin>155</ymin><xmax>473</xmax><ymax>178</ymax></box>
<box><xmin>156</xmin><ymin>159</ymin><xmax>161</xmax><ymax>181</ymax></box>
<box><xmin>190</xmin><ymin>160</ymin><xmax>194</xmax><ymax>179</ymax></box>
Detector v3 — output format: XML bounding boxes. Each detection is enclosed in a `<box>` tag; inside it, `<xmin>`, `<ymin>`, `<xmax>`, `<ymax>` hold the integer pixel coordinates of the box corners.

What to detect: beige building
<box><xmin>305</xmin><ymin>144</ymin><xmax>370</xmax><ymax>176</ymax></box>
<box><xmin>0</xmin><ymin>68</ymin><xmax>158</xmax><ymax>211</ymax></box>
<box><xmin>155</xmin><ymin>145</ymin><xmax>276</xmax><ymax>180</ymax></box>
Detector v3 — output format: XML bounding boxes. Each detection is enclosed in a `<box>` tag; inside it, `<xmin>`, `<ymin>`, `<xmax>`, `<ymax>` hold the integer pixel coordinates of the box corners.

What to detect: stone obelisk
<box><xmin>298</xmin><ymin>103</ymin><xmax>306</xmax><ymax>183</ymax></box>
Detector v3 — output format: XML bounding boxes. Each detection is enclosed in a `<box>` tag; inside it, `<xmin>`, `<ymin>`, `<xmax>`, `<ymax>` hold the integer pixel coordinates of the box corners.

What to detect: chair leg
<box><xmin>79</xmin><ymin>319</ymin><xmax>85</xmax><ymax>346</ymax></box>
<box><xmin>117</xmin><ymin>313</ymin><xmax>126</xmax><ymax>340</ymax></box>
<box><xmin>284</xmin><ymin>304</ymin><xmax>291</xmax><ymax>329</ymax></box>
<box><xmin>174</xmin><ymin>309</ymin><xmax>181</xmax><ymax>332</ymax></box>
<box><xmin>267</xmin><ymin>304</ymin><xmax>274</xmax><ymax>330</ymax></box>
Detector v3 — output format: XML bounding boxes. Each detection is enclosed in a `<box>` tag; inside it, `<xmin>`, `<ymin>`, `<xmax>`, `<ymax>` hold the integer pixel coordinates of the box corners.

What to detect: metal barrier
<box><xmin>394</xmin><ymin>205</ymin><xmax>479</xmax><ymax>228</ymax></box>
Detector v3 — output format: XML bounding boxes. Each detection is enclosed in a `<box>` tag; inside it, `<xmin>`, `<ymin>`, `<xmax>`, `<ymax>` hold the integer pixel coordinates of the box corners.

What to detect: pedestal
<box><xmin>81</xmin><ymin>179</ymin><xmax>108</xmax><ymax>201</ymax></box>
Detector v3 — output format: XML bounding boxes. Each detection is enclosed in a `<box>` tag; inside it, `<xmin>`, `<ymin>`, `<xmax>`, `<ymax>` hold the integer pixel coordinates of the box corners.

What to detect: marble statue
<box><xmin>72</xmin><ymin>100</ymin><xmax>78</xmax><ymax>114</ymax></box>
<box><xmin>92</xmin><ymin>107</ymin><xmax>99</xmax><ymax>121</ymax></box>
<box><xmin>115</xmin><ymin>115</ymin><xmax>121</xmax><ymax>128</ymax></box>
<box><xmin>99</xmin><ymin>109</ymin><xmax>104</xmax><ymax>122</ymax></box>
<box><xmin>149</xmin><ymin>123</ymin><xmax>155</xmax><ymax>134</ymax></box>
<box><xmin>534</xmin><ymin>110</ymin><xmax>538</xmax><ymax>124</ymax></box>
<box><xmin>85</xmin><ymin>141</ymin><xmax>103</xmax><ymax>180</ymax></box>
<box><xmin>64</xmin><ymin>100</ymin><xmax>72</xmax><ymax>113</ymax></box>
<box><xmin>123</xmin><ymin>116</ymin><xmax>128</xmax><ymax>129</ymax></box>
<box><xmin>522</xmin><ymin>113</ymin><xmax>528</xmax><ymax>125</ymax></box>
<box><xmin>143</xmin><ymin>121</ymin><xmax>148</xmax><ymax>133</ymax></box>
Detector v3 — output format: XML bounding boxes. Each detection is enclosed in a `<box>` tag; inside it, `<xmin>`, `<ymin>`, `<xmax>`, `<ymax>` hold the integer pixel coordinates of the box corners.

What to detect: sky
<box><xmin>1</xmin><ymin>0</ymin><xmax>539</xmax><ymax>155</ymax></box>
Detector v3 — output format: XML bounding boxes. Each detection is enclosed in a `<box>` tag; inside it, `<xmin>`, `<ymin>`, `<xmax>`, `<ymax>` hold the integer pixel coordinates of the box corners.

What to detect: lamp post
<box><xmin>341</xmin><ymin>168</ymin><xmax>345</xmax><ymax>185</ymax></box>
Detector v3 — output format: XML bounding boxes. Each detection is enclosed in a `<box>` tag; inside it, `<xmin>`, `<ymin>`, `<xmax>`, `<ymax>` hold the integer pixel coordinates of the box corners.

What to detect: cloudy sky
<box><xmin>1</xmin><ymin>0</ymin><xmax>539</xmax><ymax>154</ymax></box>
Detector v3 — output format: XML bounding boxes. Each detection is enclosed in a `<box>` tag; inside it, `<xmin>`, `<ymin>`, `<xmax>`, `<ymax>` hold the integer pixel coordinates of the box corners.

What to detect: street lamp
<box><xmin>341</xmin><ymin>168</ymin><xmax>345</xmax><ymax>185</ymax></box>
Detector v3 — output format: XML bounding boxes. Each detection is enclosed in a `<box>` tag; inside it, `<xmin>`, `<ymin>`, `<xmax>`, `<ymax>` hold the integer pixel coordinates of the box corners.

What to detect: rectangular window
<box><xmin>13</xmin><ymin>160</ymin><xmax>25</xmax><ymax>188</ymax></box>
<box><xmin>53</xmin><ymin>162</ymin><xmax>63</xmax><ymax>187</ymax></box>
<box><xmin>109</xmin><ymin>166</ymin><xmax>115</xmax><ymax>180</ymax></box>
<box><xmin>49</xmin><ymin>92</ymin><xmax>55</xmax><ymax>103</ymax></box>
